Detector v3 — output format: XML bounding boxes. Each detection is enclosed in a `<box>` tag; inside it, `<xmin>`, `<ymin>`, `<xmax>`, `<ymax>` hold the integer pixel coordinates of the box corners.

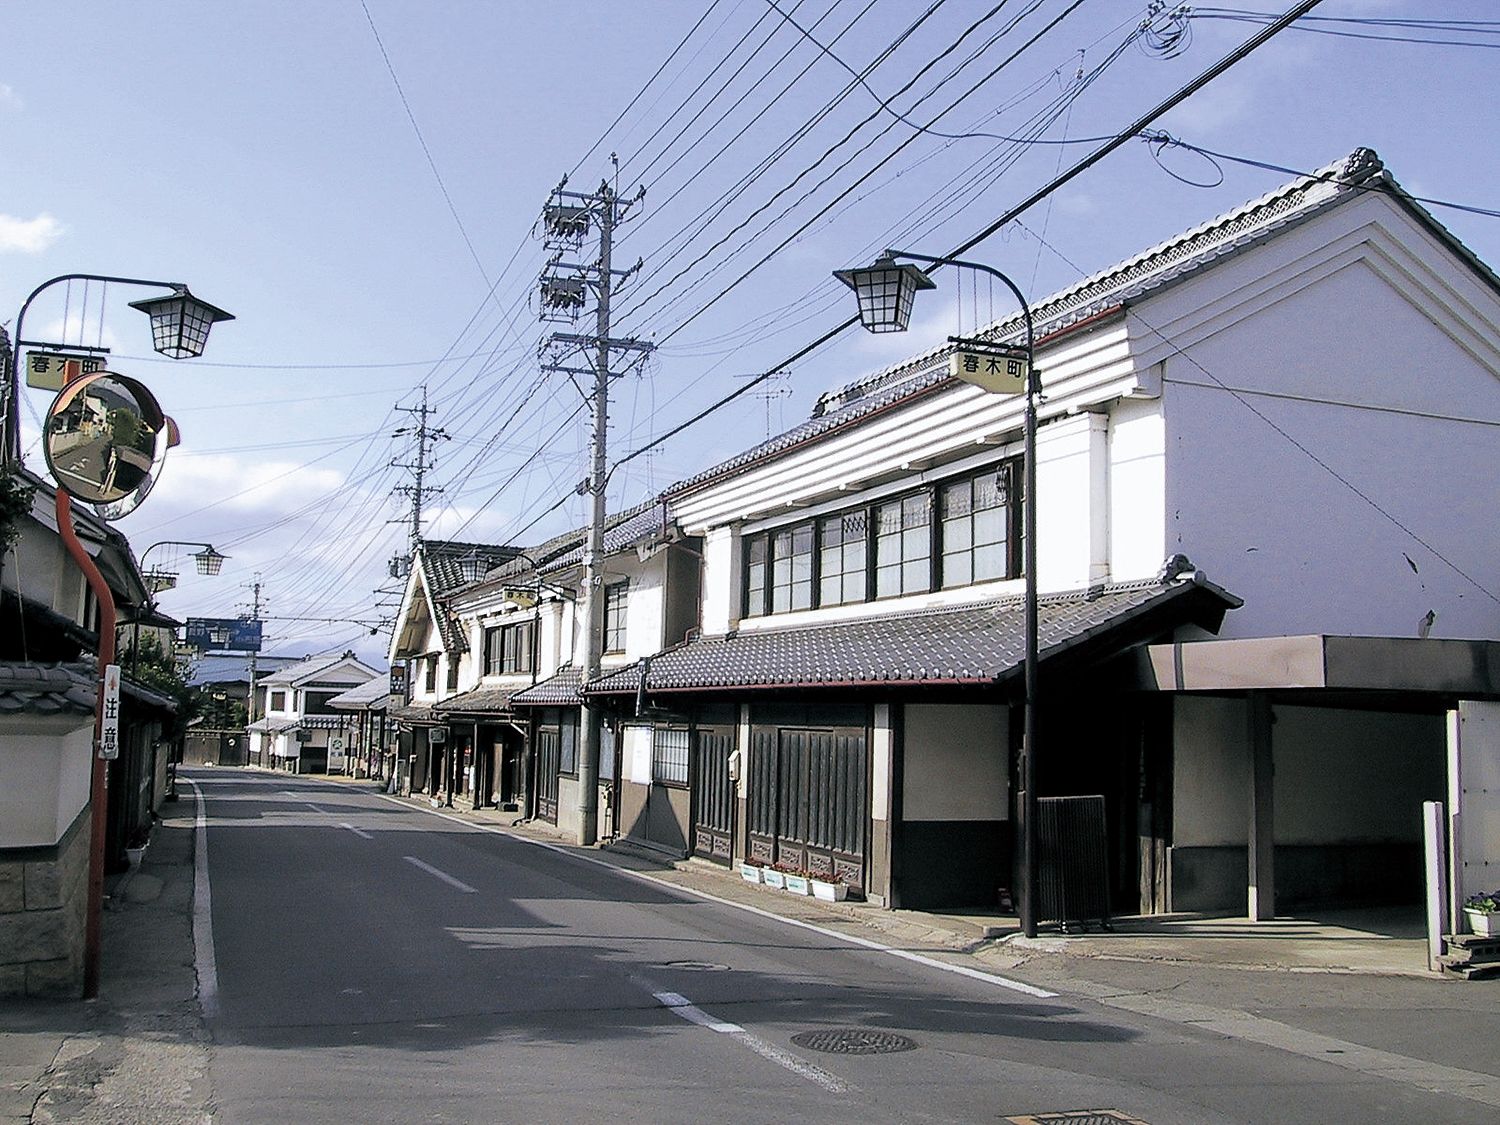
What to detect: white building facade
<box><xmin>585</xmin><ymin>149</ymin><xmax>1500</xmax><ymax>919</ymax></box>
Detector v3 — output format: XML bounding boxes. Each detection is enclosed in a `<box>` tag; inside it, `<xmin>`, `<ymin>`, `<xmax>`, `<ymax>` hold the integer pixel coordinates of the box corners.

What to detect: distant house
<box><xmin>246</xmin><ymin>652</ymin><xmax>383</xmax><ymax>773</ymax></box>
<box><xmin>183</xmin><ymin>652</ymin><xmax>301</xmax><ymax>767</ymax></box>
<box><xmin>327</xmin><ymin>676</ymin><xmax>392</xmax><ymax>779</ymax></box>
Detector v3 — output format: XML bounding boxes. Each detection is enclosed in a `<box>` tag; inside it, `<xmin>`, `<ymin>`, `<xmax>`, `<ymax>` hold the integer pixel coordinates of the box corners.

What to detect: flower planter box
<box><xmin>811</xmin><ymin>878</ymin><xmax>848</xmax><ymax>902</ymax></box>
<box><xmin>739</xmin><ymin>863</ymin><xmax>762</xmax><ymax>884</ymax></box>
<box><xmin>761</xmin><ymin>869</ymin><xmax>785</xmax><ymax>889</ymax></box>
<box><xmin>783</xmin><ymin>874</ymin><xmax>810</xmax><ymax>896</ymax></box>
<box><xmin>1466</xmin><ymin>909</ymin><xmax>1498</xmax><ymax>937</ymax></box>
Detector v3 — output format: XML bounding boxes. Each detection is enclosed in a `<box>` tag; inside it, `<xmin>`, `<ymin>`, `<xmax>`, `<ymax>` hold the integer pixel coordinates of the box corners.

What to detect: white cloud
<box><xmin>0</xmin><ymin>84</ymin><xmax>21</xmax><ymax>111</ymax></box>
<box><xmin>0</xmin><ymin>212</ymin><xmax>64</xmax><ymax>254</ymax></box>
<box><xmin>148</xmin><ymin>452</ymin><xmax>351</xmax><ymax>516</ymax></box>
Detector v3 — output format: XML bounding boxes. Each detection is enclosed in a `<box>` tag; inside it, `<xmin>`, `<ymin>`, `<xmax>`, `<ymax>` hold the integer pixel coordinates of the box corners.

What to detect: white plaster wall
<box><xmin>700</xmin><ymin>526</ymin><xmax>737</xmax><ymax>636</ymax></box>
<box><xmin>622</xmin><ymin>568</ymin><xmax>665</xmax><ymax>659</ymax></box>
<box><xmin>1272</xmin><ymin>704</ymin><xmax>1442</xmax><ymax>843</ymax></box>
<box><xmin>1160</xmin><ymin>250</ymin><xmax>1500</xmax><ymax>641</ymax></box>
<box><xmin>870</xmin><ymin>704</ymin><xmax>892</xmax><ymax>822</ymax></box>
<box><xmin>1108</xmin><ymin>394</ymin><xmax>1167</xmax><ymax>583</ymax></box>
<box><xmin>903</xmin><ymin>704</ymin><xmax>1008</xmax><ymax>821</ymax></box>
<box><xmin>0</xmin><ymin>720</ymin><xmax>95</xmax><ymax>848</ymax></box>
<box><xmin>1173</xmin><ymin>695</ymin><xmax>1249</xmax><ymax>847</ymax></box>
<box><xmin>1035</xmin><ymin>415</ymin><xmax>1104</xmax><ymax>593</ymax></box>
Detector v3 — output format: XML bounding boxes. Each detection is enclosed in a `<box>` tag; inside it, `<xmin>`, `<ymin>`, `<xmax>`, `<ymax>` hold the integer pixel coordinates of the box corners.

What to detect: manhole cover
<box><xmin>1005</xmin><ymin>1112</ymin><xmax>1153</xmax><ymax>1125</ymax></box>
<box><xmin>655</xmin><ymin>960</ymin><xmax>730</xmax><ymax>972</ymax></box>
<box><xmin>790</xmin><ymin>1028</ymin><xmax>918</xmax><ymax>1055</ymax></box>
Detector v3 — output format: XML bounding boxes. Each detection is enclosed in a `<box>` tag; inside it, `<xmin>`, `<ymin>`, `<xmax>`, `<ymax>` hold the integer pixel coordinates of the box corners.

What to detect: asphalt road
<box><xmin>191</xmin><ymin>769</ymin><xmax>1500</xmax><ymax>1125</ymax></box>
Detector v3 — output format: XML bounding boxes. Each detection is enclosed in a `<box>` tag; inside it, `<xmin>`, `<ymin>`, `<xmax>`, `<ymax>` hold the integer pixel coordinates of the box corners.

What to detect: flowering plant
<box><xmin>1464</xmin><ymin>891</ymin><xmax>1500</xmax><ymax>915</ymax></box>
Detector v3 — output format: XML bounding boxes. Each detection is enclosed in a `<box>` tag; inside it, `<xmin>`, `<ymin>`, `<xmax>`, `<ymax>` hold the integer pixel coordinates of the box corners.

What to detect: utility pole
<box><xmin>538</xmin><ymin>166</ymin><xmax>651</xmax><ymax>846</ymax></box>
<box><xmin>390</xmin><ymin>387</ymin><xmax>449</xmax><ymax>571</ymax></box>
<box><xmin>243</xmin><ymin>576</ymin><xmax>264</xmax><ymax>764</ymax></box>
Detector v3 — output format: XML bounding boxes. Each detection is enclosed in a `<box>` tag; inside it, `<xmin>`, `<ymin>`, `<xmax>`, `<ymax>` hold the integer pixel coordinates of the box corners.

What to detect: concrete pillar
<box><xmin>1247</xmin><ymin>692</ymin><xmax>1275</xmax><ymax>920</ymax></box>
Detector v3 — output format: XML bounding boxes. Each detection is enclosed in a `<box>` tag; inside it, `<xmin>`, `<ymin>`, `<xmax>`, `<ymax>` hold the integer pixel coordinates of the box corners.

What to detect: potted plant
<box><xmin>783</xmin><ymin>870</ymin><xmax>811</xmax><ymax>896</ymax></box>
<box><xmin>810</xmin><ymin>876</ymin><xmax>848</xmax><ymax>902</ymax></box>
<box><xmin>1464</xmin><ymin>891</ymin><xmax>1500</xmax><ymax>937</ymax></box>
<box><xmin>739</xmin><ymin>862</ymin><xmax>763</xmax><ymax>884</ymax></box>
<box><xmin>761</xmin><ymin>866</ymin><xmax>786</xmax><ymax>890</ymax></box>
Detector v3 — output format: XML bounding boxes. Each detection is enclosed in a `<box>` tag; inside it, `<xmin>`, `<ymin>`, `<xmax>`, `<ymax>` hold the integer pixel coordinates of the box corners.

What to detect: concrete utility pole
<box><xmin>391</xmin><ymin>387</ymin><xmax>449</xmax><ymax>558</ymax></box>
<box><xmin>538</xmin><ymin>168</ymin><xmax>652</xmax><ymax>846</ymax></box>
<box><xmin>244</xmin><ymin>576</ymin><xmax>264</xmax><ymax>761</ymax></box>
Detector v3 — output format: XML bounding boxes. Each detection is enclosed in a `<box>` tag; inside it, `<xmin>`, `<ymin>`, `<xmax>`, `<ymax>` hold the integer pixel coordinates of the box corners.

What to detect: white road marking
<box><xmin>340</xmin><ymin>822</ymin><xmax>373</xmax><ymax>839</ymax></box>
<box><xmin>654</xmin><ymin>991</ymin><xmax>852</xmax><ymax>1094</ymax></box>
<box><xmin>184</xmin><ymin>779</ymin><xmax>220</xmax><ymax>1021</ymax></box>
<box><xmin>403</xmin><ymin>855</ymin><xmax>477</xmax><ymax>893</ymax></box>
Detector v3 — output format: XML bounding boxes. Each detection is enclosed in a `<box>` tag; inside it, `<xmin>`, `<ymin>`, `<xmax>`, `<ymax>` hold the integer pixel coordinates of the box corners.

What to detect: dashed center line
<box><xmin>653</xmin><ymin>990</ymin><xmax>852</xmax><ymax>1094</ymax></box>
<box><xmin>403</xmin><ymin>855</ymin><xmax>477</xmax><ymax>893</ymax></box>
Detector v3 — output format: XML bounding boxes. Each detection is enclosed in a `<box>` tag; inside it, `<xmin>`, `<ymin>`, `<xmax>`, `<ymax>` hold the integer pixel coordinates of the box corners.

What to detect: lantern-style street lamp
<box><xmin>128</xmin><ymin>288</ymin><xmax>236</xmax><ymax>360</ymax></box>
<box><xmin>836</xmin><ymin>248</ymin><xmax>1041</xmax><ymax>939</ymax></box>
<box><xmin>141</xmin><ymin>540</ymin><xmax>228</xmax><ymax>593</ymax></box>
<box><xmin>4</xmin><ymin>273</ymin><xmax>235</xmax><ymax>465</ymax></box>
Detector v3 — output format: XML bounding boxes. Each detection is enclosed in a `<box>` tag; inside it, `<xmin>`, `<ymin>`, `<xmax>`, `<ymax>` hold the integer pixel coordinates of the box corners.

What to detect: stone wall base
<box><xmin>0</xmin><ymin>805</ymin><xmax>91</xmax><ymax>998</ymax></box>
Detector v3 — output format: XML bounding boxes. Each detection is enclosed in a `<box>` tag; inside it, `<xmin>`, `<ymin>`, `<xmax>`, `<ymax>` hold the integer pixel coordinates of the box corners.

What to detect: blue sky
<box><xmin>3</xmin><ymin>1</ymin><xmax>1496</xmax><ymax>663</ymax></box>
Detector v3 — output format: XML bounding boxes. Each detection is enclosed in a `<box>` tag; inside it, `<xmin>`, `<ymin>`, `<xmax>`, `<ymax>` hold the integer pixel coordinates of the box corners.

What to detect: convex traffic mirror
<box><xmin>43</xmin><ymin>372</ymin><xmax>173</xmax><ymax>508</ymax></box>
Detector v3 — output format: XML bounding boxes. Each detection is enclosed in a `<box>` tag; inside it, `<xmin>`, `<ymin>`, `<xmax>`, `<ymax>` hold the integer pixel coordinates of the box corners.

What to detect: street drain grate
<box><xmin>790</xmin><ymin>1028</ymin><xmax>918</xmax><ymax>1055</ymax></box>
<box><xmin>1005</xmin><ymin>1112</ymin><xmax>1153</xmax><ymax>1125</ymax></box>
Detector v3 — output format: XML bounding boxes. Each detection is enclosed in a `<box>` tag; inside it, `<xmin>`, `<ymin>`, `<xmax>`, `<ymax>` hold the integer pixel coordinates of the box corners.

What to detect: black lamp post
<box><xmin>4</xmin><ymin>273</ymin><xmax>234</xmax><ymax>465</ymax></box>
<box><xmin>836</xmin><ymin>248</ymin><xmax>1041</xmax><ymax>939</ymax></box>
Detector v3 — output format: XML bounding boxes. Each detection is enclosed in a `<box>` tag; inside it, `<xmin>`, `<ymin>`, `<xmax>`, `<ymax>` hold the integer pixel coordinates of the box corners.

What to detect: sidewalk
<box><xmin>0</xmin><ymin>796</ymin><xmax>210</xmax><ymax>1125</ymax></box>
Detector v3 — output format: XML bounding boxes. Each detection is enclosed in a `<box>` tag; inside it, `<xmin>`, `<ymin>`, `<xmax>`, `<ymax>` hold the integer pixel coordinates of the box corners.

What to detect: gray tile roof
<box><xmin>511</xmin><ymin>668</ymin><xmax>584</xmax><ymax>707</ymax></box>
<box><xmin>421</xmin><ymin>541</ymin><xmax>527</xmax><ymax>595</ymax></box>
<box><xmin>0</xmin><ymin>662</ymin><xmax>97</xmax><ymax>716</ymax></box>
<box><xmin>434</xmin><ymin>685</ymin><xmax>521</xmax><ymax>715</ymax></box>
<box><xmin>389</xmin><ymin>704</ymin><xmax>444</xmax><ymax>725</ymax></box>
<box><xmin>520</xmin><ymin>501</ymin><xmax>670</xmax><ymax>573</ymax></box>
<box><xmin>588</xmin><ymin>576</ymin><xmax>1239</xmax><ymax>696</ymax></box>
<box><xmin>246</xmin><ymin>716</ymin><xmax>299</xmax><ymax>734</ymax></box>
<box><xmin>328</xmin><ymin>678</ymin><xmax>391</xmax><ymax>710</ymax></box>
<box><xmin>188</xmin><ymin>654</ymin><xmax>301</xmax><ymax>688</ymax></box>
<box><xmin>668</xmin><ymin>148</ymin><xmax>1477</xmax><ymax>498</ymax></box>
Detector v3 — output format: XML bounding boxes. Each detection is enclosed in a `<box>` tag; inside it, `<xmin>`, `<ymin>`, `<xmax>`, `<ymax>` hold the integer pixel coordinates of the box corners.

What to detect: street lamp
<box><xmin>835</xmin><ymin>248</ymin><xmax>1041</xmax><ymax>939</ymax></box>
<box><xmin>16</xmin><ymin>274</ymin><xmax>234</xmax><ymax>999</ymax></box>
<box><xmin>141</xmin><ymin>540</ymin><xmax>228</xmax><ymax>593</ymax></box>
<box><xmin>4</xmin><ymin>273</ymin><xmax>235</xmax><ymax>465</ymax></box>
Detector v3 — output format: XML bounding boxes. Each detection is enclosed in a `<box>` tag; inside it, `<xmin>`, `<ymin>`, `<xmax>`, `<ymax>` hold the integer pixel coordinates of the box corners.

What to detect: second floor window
<box><xmin>484</xmin><ymin>621</ymin><xmax>536</xmax><ymax>675</ymax></box>
<box><xmin>771</xmin><ymin>523</ymin><xmax>814</xmax><ymax>611</ymax></box>
<box><xmin>875</xmin><ymin>492</ymin><xmax>932</xmax><ymax>598</ymax></box>
<box><xmin>604</xmin><ymin>581</ymin><xmax>629</xmax><ymax>653</ymax></box>
<box><xmin>269</xmin><ymin>690</ymin><xmax>287</xmax><ymax>711</ymax></box>
<box><xmin>424</xmin><ymin>655</ymin><xmax>438</xmax><ymax>692</ymax></box>
<box><xmin>743</xmin><ymin>457</ymin><xmax>1021</xmax><ymax>618</ymax></box>
<box><xmin>940</xmin><ymin>465</ymin><xmax>1017</xmax><ymax>588</ymax></box>
<box><xmin>819</xmin><ymin>511</ymin><xmax>868</xmax><ymax>607</ymax></box>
